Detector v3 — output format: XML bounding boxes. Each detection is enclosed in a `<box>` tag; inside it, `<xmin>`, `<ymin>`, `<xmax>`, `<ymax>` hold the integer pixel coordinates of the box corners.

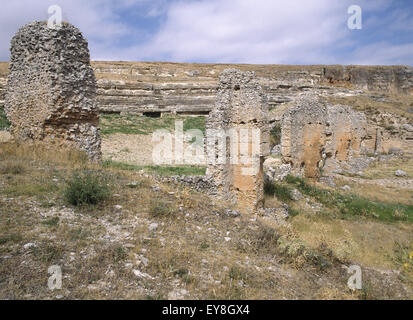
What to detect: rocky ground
<box><xmin>1</xmin><ymin>101</ymin><xmax>413</xmax><ymax>300</ymax></box>
<box><xmin>0</xmin><ymin>137</ymin><xmax>412</xmax><ymax>300</ymax></box>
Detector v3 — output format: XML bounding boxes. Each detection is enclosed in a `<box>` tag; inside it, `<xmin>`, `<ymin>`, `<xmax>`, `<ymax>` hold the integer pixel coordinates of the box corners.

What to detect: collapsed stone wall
<box><xmin>281</xmin><ymin>96</ymin><xmax>367</xmax><ymax>178</ymax></box>
<box><xmin>4</xmin><ymin>21</ymin><xmax>101</xmax><ymax>161</ymax></box>
<box><xmin>206</xmin><ymin>69</ymin><xmax>270</xmax><ymax>212</ymax></box>
<box><xmin>362</xmin><ymin>112</ymin><xmax>413</xmax><ymax>156</ymax></box>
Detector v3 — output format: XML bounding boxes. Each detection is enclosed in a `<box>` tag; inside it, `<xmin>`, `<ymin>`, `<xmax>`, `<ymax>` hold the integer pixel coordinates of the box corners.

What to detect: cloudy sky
<box><xmin>0</xmin><ymin>0</ymin><xmax>412</xmax><ymax>65</ymax></box>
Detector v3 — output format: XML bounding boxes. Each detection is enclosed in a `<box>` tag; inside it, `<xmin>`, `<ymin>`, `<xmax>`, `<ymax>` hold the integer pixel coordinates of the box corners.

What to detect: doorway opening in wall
<box><xmin>143</xmin><ymin>112</ymin><xmax>161</xmax><ymax>118</ymax></box>
<box><xmin>176</xmin><ymin>111</ymin><xmax>210</xmax><ymax>116</ymax></box>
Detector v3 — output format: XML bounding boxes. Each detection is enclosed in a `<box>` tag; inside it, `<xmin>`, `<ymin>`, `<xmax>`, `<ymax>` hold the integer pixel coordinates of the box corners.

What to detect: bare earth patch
<box><xmin>0</xmin><ymin>131</ymin><xmax>12</xmax><ymax>143</ymax></box>
<box><xmin>102</xmin><ymin>133</ymin><xmax>155</xmax><ymax>165</ymax></box>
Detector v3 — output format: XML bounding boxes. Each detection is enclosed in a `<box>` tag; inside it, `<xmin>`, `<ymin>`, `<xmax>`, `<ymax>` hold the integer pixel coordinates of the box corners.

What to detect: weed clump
<box><xmin>269</xmin><ymin>124</ymin><xmax>281</xmax><ymax>147</ymax></box>
<box><xmin>149</xmin><ymin>199</ymin><xmax>176</xmax><ymax>218</ymax></box>
<box><xmin>64</xmin><ymin>170</ymin><xmax>112</xmax><ymax>206</ymax></box>
<box><xmin>264</xmin><ymin>179</ymin><xmax>292</xmax><ymax>202</ymax></box>
<box><xmin>0</xmin><ymin>107</ymin><xmax>10</xmax><ymax>130</ymax></box>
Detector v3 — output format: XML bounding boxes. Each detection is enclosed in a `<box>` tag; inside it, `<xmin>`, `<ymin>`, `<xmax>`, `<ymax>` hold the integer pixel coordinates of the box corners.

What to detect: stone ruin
<box><xmin>4</xmin><ymin>21</ymin><xmax>101</xmax><ymax>161</ymax></box>
<box><xmin>206</xmin><ymin>69</ymin><xmax>270</xmax><ymax>212</ymax></box>
<box><xmin>281</xmin><ymin>95</ymin><xmax>367</xmax><ymax>178</ymax></box>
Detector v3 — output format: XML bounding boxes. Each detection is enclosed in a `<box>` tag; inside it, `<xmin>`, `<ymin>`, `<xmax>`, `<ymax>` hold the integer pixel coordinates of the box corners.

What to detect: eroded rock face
<box><xmin>5</xmin><ymin>21</ymin><xmax>101</xmax><ymax>161</ymax></box>
<box><xmin>206</xmin><ymin>69</ymin><xmax>270</xmax><ymax>212</ymax></box>
<box><xmin>281</xmin><ymin>95</ymin><xmax>367</xmax><ymax>178</ymax></box>
<box><xmin>323</xmin><ymin>66</ymin><xmax>413</xmax><ymax>94</ymax></box>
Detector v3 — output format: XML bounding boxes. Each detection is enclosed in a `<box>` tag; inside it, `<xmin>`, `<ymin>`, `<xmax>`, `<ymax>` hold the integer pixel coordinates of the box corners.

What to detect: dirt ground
<box><xmin>102</xmin><ymin>133</ymin><xmax>155</xmax><ymax>165</ymax></box>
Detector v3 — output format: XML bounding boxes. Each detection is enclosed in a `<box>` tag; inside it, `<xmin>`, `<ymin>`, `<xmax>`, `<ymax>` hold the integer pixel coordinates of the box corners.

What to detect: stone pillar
<box><xmin>5</xmin><ymin>21</ymin><xmax>101</xmax><ymax>161</ymax></box>
<box><xmin>206</xmin><ymin>69</ymin><xmax>269</xmax><ymax>212</ymax></box>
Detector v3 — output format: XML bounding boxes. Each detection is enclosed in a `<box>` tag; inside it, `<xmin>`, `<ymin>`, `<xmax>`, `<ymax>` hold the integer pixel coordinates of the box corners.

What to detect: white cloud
<box><xmin>351</xmin><ymin>42</ymin><xmax>413</xmax><ymax>65</ymax></box>
<box><xmin>136</xmin><ymin>0</ymin><xmax>350</xmax><ymax>64</ymax></box>
<box><xmin>0</xmin><ymin>0</ymin><xmax>412</xmax><ymax>65</ymax></box>
<box><xmin>0</xmin><ymin>0</ymin><xmax>148</xmax><ymax>60</ymax></box>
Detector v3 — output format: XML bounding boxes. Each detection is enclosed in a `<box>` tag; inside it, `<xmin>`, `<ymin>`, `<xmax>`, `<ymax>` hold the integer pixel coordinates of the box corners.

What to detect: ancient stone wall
<box><xmin>4</xmin><ymin>21</ymin><xmax>101</xmax><ymax>161</ymax></box>
<box><xmin>206</xmin><ymin>69</ymin><xmax>270</xmax><ymax>212</ymax></box>
<box><xmin>281</xmin><ymin>96</ymin><xmax>367</xmax><ymax>178</ymax></box>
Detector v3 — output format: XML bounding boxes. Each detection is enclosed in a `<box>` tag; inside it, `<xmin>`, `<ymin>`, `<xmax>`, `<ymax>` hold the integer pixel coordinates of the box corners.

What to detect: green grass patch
<box><xmin>103</xmin><ymin>160</ymin><xmax>206</xmax><ymax>176</ymax></box>
<box><xmin>0</xmin><ymin>233</ymin><xmax>22</xmax><ymax>245</ymax></box>
<box><xmin>100</xmin><ymin>114</ymin><xmax>206</xmax><ymax>136</ymax></box>
<box><xmin>269</xmin><ymin>124</ymin><xmax>281</xmax><ymax>147</ymax></box>
<box><xmin>284</xmin><ymin>175</ymin><xmax>413</xmax><ymax>223</ymax></box>
<box><xmin>3</xmin><ymin>181</ymin><xmax>58</xmax><ymax>197</ymax></box>
<box><xmin>63</xmin><ymin>170</ymin><xmax>112</xmax><ymax>206</ymax></box>
<box><xmin>32</xmin><ymin>243</ymin><xmax>63</xmax><ymax>263</ymax></box>
<box><xmin>0</xmin><ymin>107</ymin><xmax>10</xmax><ymax>130</ymax></box>
<box><xmin>264</xmin><ymin>179</ymin><xmax>292</xmax><ymax>202</ymax></box>
<box><xmin>42</xmin><ymin>217</ymin><xmax>59</xmax><ymax>227</ymax></box>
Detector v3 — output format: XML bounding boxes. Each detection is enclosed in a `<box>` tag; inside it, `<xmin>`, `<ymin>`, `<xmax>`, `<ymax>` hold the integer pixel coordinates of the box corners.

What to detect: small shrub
<box><xmin>0</xmin><ymin>107</ymin><xmax>10</xmax><ymax>130</ymax></box>
<box><xmin>264</xmin><ymin>179</ymin><xmax>292</xmax><ymax>202</ymax></box>
<box><xmin>0</xmin><ymin>161</ymin><xmax>26</xmax><ymax>175</ymax></box>
<box><xmin>249</xmin><ymin>224</ymin><xmax>280</xmax><ymax>255</ymax></box>
<box><xmin>269</xmin><ymin>124</ymin><xmax>281</xmax><ymax>147</ymax></box>
<box><xmin>64</xmin><ymin>170</ymin><xmax>112</xmax><ymax>206</ymax></box>
<box><xmin>33</xmin><ymin>243</ymin><xmax>63</xmax><ymax>263</ymax></box>
<box><xmin>42</xmin><ymin>217</ymin><xmax>59</xmax><ymax>227</ymax></box>
<box><xmin>264</xmin><ymin>179</ymin><xmax>276</xmax><ymax>195</ymax></box>
<box><xmin>228</xmin><ymin>266</ymin><xmax>248</xmax><ymax>281</ymax></box>
<box><xmin>149</xmin><ymin>199</ymin><xmax>175</xmax><ymax>218</ymax></box>
<box><xmin>199</xmin><ymin>240</ymin><xmax>210</xmax><ymax>250</ymax></box>
<box><xmin>0</xmin><ymin>233</ymin><xmax>22</xmax><ymax>245</ymax></box>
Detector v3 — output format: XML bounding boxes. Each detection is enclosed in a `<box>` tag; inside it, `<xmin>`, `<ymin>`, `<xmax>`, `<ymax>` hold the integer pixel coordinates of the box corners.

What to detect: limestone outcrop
<box><xmin>2</xmin><ymin>62</ymin><xmax>412</xmax><ymax>115</ymax></box>
<box><xmin>281</xmin><ymin>96</ymin><xmax>367</xmax><ymax>178</ymax></box>
<box><xmin>323</xmin><ymin>65</ymin><xmax>413</xmax><ymax>94</ymax></box>
<box><xmin>4</xmin><ymin>21</ymin><xmax>101</xmax><ymax>161</ymax></box>
<box><xmin>206</xmin><ymin>69</ymin><xmax>270</xmax><ymax>212</ymax></box>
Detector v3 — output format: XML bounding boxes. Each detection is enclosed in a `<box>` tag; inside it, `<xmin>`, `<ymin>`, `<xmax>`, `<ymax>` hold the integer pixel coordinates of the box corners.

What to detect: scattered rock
<box><xmin>168</xmin><ymin>288</ymin><xmax>188</xmax><ymax>300</ymax></box>
<box><xmin>320</xmin><ymin>176</ymin><xmax>336</xmax><ymax>188</ymax></box>
<box><xmin>132</xmin><ymin>269</ymin><xmax>154</xmax><ymax>280</ymax></box>
<box><xmin>290</xmin><ymin>189</ymin><xmax>303</xmax><ymax>201</ymax></box>
<box><xmin>271</xmin><ymin>145</ymin><xmax>281</xmax><ymax>156</ymax></box>
<box><xmin>127</xmin><ymin>182</ymin><xmax>140</xmax><ymax>189</ymax></box>
<box><xmin>224</xmin><ymin>209</ymin><xmax>240</xmax><ymax>217</ymax></box>
<box><xmin>148</xmin><ymin>223</ymin><xmax>159</xmax><ymax>232</ymax></box>
<box><xmin>266</xmin><ymin>164</ymin><xmax>291</xmax><ymax>182</ymax></box>
<box><xmin>23</xmin><ymin>243</ymin><xmax>36</xmax><ymax>250</ymax></box>
<box><xmin>395</xmin><ymin>170</ymin><xmax>407</xmax><ymax>177</ymax></box>
<box><xmin>151</xmin><ymin>186</ymin><xmax>161</xmax><ymax>192</ymax></box>
<box><xmin>402</xmin><ymin>124</ymin><xmax>413</xmax><ymax>132</ymax></box>
<box><xmin>389</xmin><ymin>148</ymin><xmax>404</xmax><ymax>155</ymax></box>
<box><xmin>260</xmin><ymin>205</ymin><xmax>289</xmax><ymax>223</ymax></box>
<box><xmin>341</xmin><ymin>185</ymin><xmax>351</xmax><ymax>191</ymax></box>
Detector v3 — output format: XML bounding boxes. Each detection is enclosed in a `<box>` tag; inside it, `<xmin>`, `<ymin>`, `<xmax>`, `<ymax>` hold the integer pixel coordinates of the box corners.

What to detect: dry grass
<box><xmin>326</xmin><ymin>92</ymin><xmax>413</xmax><ymax>119</ymax></box>
<box><xmin>363</xmin><ymin>158</ymin><xmax>413</xmax><ymax>180</ymax></box>
<box><xmin>334</xmin><ymin>178</ymin><xmax>413</xmax><ymax>206</ymax></box>
<box><xmin>291</xmin><ymin>214</ymin><xmax>413</xmax><ymax>269</ymax></box>
<box><xmin>0</xmin><ymin>141</ymin><xmax>412</xmax><ymax>299</ymax></box>
<box><xmin>0</xmin><ymin>62</ymin><xmax>8</xmax><ymax>77</ymax></box>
